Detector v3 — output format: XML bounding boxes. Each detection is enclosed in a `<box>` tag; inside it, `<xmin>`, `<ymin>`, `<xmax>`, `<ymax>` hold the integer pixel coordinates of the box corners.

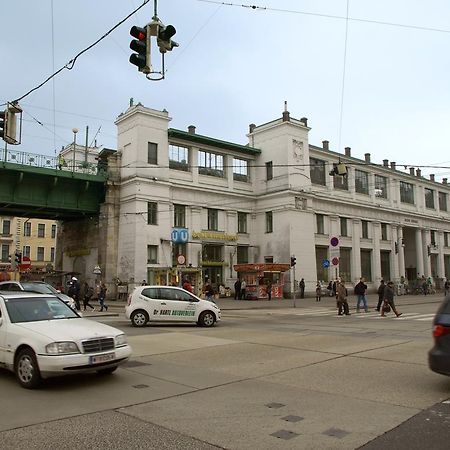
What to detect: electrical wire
<box><xmin>12</xmin><ymin>0</ymin><xmax>151</xmax><ymax>104</ymax></box>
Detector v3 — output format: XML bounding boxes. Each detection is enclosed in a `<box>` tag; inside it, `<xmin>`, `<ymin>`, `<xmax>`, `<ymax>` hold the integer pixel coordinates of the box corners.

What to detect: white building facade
<box><xmin>114</xmin><ymin>104</ymin><xmax>450</xmax><ymax>295</ymax></box>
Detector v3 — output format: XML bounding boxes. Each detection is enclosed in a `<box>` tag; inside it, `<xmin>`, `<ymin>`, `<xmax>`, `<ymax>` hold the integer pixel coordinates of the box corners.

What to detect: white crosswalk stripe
<box><xmin>282</xmin><ymin>308</ymin><xmax>434</xmax><ymax>322</ymax></box>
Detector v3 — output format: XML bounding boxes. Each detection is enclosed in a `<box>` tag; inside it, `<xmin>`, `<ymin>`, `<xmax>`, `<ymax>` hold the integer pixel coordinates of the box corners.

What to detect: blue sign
<box><xmin>171</xmin><ymin>228</ymin><xmax>189</xmax><ymax>244</ymax></box>
<box><xmin>322</xmin><ymin>259</ymin><xmax>330</xmax><ymax>268</ymax></box>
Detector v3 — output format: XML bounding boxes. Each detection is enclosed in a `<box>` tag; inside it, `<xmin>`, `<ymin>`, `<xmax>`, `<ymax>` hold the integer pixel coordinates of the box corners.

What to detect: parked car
<box><xmin>125</xmin><ymin>285</ymin><xmax>221</xmax><ymax>328</ymax></box>
<box><xmin>0</xmin><ymin>280</ymin><xmax>76</xmax><ymax>310</ymax></box>
<box><xmin>0</xmin><ymin>292</ymin><xmax>132</xmax><ymax>388</ymax></box>
<box><xmin>428</xmin><ymin>295</ymin><xmax>450</xmax><ymax>376</ymax></box>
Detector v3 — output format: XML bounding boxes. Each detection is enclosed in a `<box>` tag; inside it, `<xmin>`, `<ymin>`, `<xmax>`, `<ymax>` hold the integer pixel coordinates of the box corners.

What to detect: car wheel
<box><xmin>131</xmin><ymin>310</ymin><xmax>149</xmax><ymax>327</ymax></box>
<box><xmin>15</xmin><ymin>348</ymin><xmax>41</xmax><ymax>389</ymax></box>
<box><xmin>198</xmin><ymin>311</ymin><xmax>216</xmax><ymax>327</ymax></box>
<box><xmin>97</xmin><ymin>366</ymin><xmax>118</xmax><ymax>375</ymax></box>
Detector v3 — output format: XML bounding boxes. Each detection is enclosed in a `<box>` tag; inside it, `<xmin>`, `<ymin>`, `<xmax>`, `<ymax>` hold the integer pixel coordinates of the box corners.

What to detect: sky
<box><xmin>2</xmin><ymin>0</ymin><xmax>450</xmax><ymax>180</ymax></box>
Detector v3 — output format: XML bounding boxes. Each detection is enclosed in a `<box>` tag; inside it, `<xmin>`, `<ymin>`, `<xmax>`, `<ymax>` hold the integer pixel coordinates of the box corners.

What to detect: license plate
<box><xmin>89</xmin><ymin>353</ymin><xmax>115</xmax><ymax>364</ymax></box>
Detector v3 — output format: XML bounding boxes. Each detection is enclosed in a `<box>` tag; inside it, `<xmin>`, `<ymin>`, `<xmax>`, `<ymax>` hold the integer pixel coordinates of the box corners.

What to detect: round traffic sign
<box><xmin>330</xmin><ymin>237</ymin><xmax>339</xmax><ymax>247</ymax></box>
<box><xmin>322</xmin><ymin>259</ymin><xmax>330</xmax><ymax>268</ymax></box>
<box><xmin>177</xmin><ymin>254</ymin><xmax>186</xmax><ymax>265</ymax></box>
<box><xmin>331</xmin><ymin>257</ymin><xmax>339</xmax><ymax>266</ymax></box>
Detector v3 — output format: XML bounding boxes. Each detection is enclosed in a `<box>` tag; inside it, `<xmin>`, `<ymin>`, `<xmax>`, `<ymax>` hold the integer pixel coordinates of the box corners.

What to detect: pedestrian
<box><xmin>203</xmin><ymin>282</ymin><xmax>214</xmax><ymax>301</ymax></box>
<box><xmin>98</xmin><ymin>282</ymin><xmax>108</xmax><ymax>311</ymax></box>
<box><xmin>315</xmin><ymin>282</ymin><xmax>322</xmax><ymax>302</ymax></box>
<box><xmin>141</xmin><ymin>279</ymin><xmax>147</xmax><ymax>286</ymax></box>
<box><xmin>299</xmin><ymin>278</ymin><xmax>305</xmax><ymax>298</ymax></box>
<box><xmin>332</xmin><ymin>279</ymin><xmax>338</xmax><ymax>298</ymax></box>
<box><xmin>57</xmin><ymin>154</ymin><xmax>66</xmax><ymax>170</ymax></box>
<box><xmin>234</xmin><ymin>278</ymin><xmax>241</xmax><ymax>300</ymax></box>
<box><xmin>327</xmin><ymin>280</ymin><xmax>333</xmax><ymax>297</ymax></box>
<box><xmin>266</xmin><ymin>280</ymin><xmax>272</xmax><ymax>301</ymax></box>
<box><xmin>68</xmin><ymin>276</ymin><xmax>81</xmax><ymax>311</ymax></box>
<box><xmin>182</xmin><ymin>278</ymin><xmax>193</xmax><ymax>293</ymax></box>
<box><xmin>421</xmin><ymin>275</ymin><xmax>428</xmax><ymax>295</ymax></box>
<box><xmin>240</xmin><ymin>279</ymin><xmax>247</xmax><ymax>300</ymax></box>
<box><xmin>444</xmin><ymin>279</ymin><xmax>450</xmax><ymax>297</ymax></box>
<box><xmin>337</xmin><ymin>280</ymin><xmax>350</xmax><ymax>315</ymax></box>
<box><xmin>354</xmin><ymin>277</ymin><xmax>368</xmax><ymax>312</ymax></box>
<box><xmin>381</xmin><ymin>281</ymin><xmax>402</xmax><ymax>317</ymax></box>
<box><xmin>376</xmin><ymin>279</ymin><xmax>386</xmax><ymax>312</ymax></box>
<box><xmin>82</xmin><ymin>281</ymin><xmax>95</xmax><ymax>311</ymax></box>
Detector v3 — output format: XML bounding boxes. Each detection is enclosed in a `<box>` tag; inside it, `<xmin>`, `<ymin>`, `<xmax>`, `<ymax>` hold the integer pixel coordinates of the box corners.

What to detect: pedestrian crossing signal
<box><xmin>290</xmin><ymin>256</ymin><xmax>296</xmax><ymax>267</ymax></box>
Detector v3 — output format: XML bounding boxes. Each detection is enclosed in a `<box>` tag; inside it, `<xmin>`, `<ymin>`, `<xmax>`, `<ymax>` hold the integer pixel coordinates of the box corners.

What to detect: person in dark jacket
<box><xmin>82</xmin><ymin>281</ymin><xmax>95</xmax><ymax>311</ymax></box>
<box><xmin>354</xmin><ymin>277</ymin><xmax>368</xmax><ymax>312</ymax></box>
<box><xmin>376</xmin><ymin>280</ymin><xmax>386</xmax><ymax>312</ymax></box>
<box><xmin>234</xmin><ymin>279</ymin><xmax>241</xmax><ymax>300</ymax></box>
<box><xmin>381</xmin><ymin>281</ymin><xmax>402</xmax><ymax>317</ymax></box>
<box><xmin>68</xmin><ymin>276</ymin><xmax>81</xmax><ymax>311</ymax></box>
<box><xmin>299</xmin><ymin>278</ymin><xmax>305</xmax><ymax>298</ymax></box>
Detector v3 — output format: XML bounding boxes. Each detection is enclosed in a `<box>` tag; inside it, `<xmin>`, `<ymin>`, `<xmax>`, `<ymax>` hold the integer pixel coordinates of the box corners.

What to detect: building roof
<box><xmin>168</xmin><ymin>128</ymin><xmax>261</xmax><ymax>156</ymax></box>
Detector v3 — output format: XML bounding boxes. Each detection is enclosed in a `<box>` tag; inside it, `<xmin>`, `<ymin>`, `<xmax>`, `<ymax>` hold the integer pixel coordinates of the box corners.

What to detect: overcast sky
<box><xmin>3</xmin><ymin>0</ymin><xmax>450</xmax><ymax>180</ymax></box>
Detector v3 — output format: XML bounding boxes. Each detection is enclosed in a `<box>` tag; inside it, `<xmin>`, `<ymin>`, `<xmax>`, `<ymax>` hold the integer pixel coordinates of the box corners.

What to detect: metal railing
<box><xmin>2</xmin><ymin>148</ymin><xmax>104</xmax><ymax>176</ymax></box>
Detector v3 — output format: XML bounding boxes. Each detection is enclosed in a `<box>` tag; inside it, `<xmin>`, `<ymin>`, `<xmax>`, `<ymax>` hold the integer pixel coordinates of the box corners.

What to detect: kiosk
<box><xmin>233</xmin><ymin>263</ymin><xmax>290</xmax><ymax>300</ymax></box>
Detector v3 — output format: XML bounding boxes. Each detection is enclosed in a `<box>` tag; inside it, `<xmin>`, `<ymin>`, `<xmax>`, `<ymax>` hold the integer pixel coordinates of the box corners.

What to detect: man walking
<box><xmin>299</xmin><ymin>278</ymin><xmax>305</xmax><ymax>298</ymax></box>
<box><xmin>381</xmin><ymin>281</ymin><xmax>402</xmax><ymax>317</ymax></box>
<box><xmin>240</xmin><ymin>279</ymin><xmax>247</xmax><ymax>300</ymax></box>
<box><xmin>376</xmin><ymin>279</ymin><xmax>386</xmax><ymax>312</ymax></box>
<box><xmin>68</xmin><ymin>276</ymin><xmax>81</xmax><ymax>311</ymax></box>
<box><xmin>337</xmin><ymin>280</ymin><xmax>350</xmax><ymax>316</ymax></box>
<box><xmin>234</xmin><ymin>278</ymin><xmax>241</xmax><ymax>300</ymax></box>
<box><xmin>354</xmin><ymin>277</ymin><xmax>368</xmax><ymax>312</ymax></box>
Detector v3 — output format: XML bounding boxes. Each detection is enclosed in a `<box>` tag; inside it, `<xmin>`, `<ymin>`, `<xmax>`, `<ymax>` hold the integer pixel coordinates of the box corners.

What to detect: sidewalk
<box><xmin>83</xmin><ymin>292</ymin><xmax>445</xmax><ymax>317</ymax></box>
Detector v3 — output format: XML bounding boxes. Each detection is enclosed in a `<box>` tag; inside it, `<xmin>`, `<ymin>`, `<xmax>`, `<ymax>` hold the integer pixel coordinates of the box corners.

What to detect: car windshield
<box><xmin>5</xmin><ymin>296</ymin><xmax>79</xmax><ymax>323</ymax></box>
<box><xmin>21</xmin><ymin>282</ymin><xmax>57</xmax><ymax>295</ymax></box>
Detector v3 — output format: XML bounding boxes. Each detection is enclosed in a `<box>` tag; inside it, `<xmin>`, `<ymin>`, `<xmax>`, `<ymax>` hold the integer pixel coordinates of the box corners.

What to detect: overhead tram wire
<box><xmin>12</xmin><ymin>0</ymin><xmax>151</xmax><ymax>104</ymax></box>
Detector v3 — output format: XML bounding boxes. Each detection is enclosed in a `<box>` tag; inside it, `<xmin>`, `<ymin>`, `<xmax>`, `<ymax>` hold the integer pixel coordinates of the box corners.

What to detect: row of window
<box><xmin>316</xmin><ymin>214</ymin><xmax>450</xmax><ymax>246</ymax></box>
<box><xmin>149</xmin><ymin>142</ymin><xmax>250</xmax><ymax>182</ymax></box>
<box><xmin>0</xmin><ymin>221</ymin><xmax>57</xmax><ymax>238</ymax></box>
<box><xmin>0</xmin><ymin>244</ymin><xmax>55</xmax><ymax>262</ymax></box>
<box><xmin>150</xmin><ymin>203</ymin><xmax>275</xmax><ymax>234</ymax></box>
<box><xmin>310</xmin><ymin>157</ymin><xmax>448</xmax><ymax>210</ymax></box>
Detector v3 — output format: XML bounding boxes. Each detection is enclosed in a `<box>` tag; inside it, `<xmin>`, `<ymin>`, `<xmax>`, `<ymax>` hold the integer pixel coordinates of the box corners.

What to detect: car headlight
<box><xmin>115</xmin><ymin>334</ymin><xmax>128</xmax><ymax>347</ymax></box>
<box><xmin>46</xmin><ymin>342</ymin><xmax>80</xmax><ymax>355</ymax></box>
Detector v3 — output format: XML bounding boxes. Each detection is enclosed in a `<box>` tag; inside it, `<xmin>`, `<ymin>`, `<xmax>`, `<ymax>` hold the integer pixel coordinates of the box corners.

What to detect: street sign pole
<box><xmin>293</xmin><ymin>265</ymin><xmax>296</xmax><ymax>308</ymax></box>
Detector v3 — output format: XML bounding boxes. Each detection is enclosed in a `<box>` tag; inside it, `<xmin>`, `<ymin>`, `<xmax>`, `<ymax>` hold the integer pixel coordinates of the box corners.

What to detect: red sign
<box><xmin>19</xmin><ymin>256</ymin><xmax>31</xmax><ymax>271</ymax></box>
<box><xmin>331</xmin><ymin>257</ymin><xmax>340</xmax><ymax>266</ymax></box>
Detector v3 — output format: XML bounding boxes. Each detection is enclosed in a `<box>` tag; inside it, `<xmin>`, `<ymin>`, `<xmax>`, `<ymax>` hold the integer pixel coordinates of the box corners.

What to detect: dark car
<box><xmin>429</xmin><ymin>295</ymin><xmax>450</xmax><ymax>376</ymax></box>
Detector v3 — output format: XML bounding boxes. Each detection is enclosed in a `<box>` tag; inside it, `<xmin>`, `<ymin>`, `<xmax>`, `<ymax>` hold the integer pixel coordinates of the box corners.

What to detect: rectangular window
<box><xmin>23</xmin><ymin>245</ymin><xmax>30</xmax><ymax>258</ymax></box>
<box><xmin>340</xmin><ymin>217</ymin><xmax>347</xmax><ymax>237</ymax></box>
<box><xmin>2</xmin><ymin>220</ymin><xmax>11</xmax><ymax>235</ymax></box>
<box><xmin>360</xmin><ymin>249</ymin><xmax>372</xmax><ymax>282</ymax></box>
<box><xmin>439</xmin><ymin>192</ymin><xmax>448</xmax><ymax>211</ymax></box>
<box><xmin>208</xmin><ymin>209</ymin><xmax>218</xmax><ymax>231</ymax></box>
<box><xmin>445</xmin><ymin>232</ymin><xmax>449</xmax><ymax>247</ymax></box>
<box><xmin>425</xmin><ymin>188</ymin><xmax>435</xmax><ymax>209</ymax></box>
<box><xmin>1</xmin><ymin>244</ymin><xmax>9</xmax><ymax>262</ymax></box>
<box><xmin>334</xmin><ymin>172</ymin><xmax>348</xmax><ymax>190</ymax></box>
<box><xmin>237</xmin><ymin>212</ymin><xmax>247</xmax><ymax>234</ymax></box>
<box><xmin>233</xmin><ymin>158</ymin><xmax>249</xmax><ymax>182</ymax></box>
<box><xmin>361</xmin><ymin>220</ymin><xmax>369</xmax><ymax>239</ymax></box>
<box><xmin>310</xmin><ymin>158</ymin><xmax>326</xmax><ymax>185</ymax></box>
<box><xmin>380</xmin><ymin>250</ymin><xmax>391</xmax><ymax>281</ymax></box>
<box><xmin>381</xmin><ymin>223</ymin><xmax>388</xmax><ymax>240</ymax></box>
<box><xmin>147</xmin><ymin>245</ymin><xmax>158</xmax><ymax>264</ymax></box>
<box><xmin>199</xmin><ymin>150</ymin><xmax>224</xmax><ymax>177</ymax></box>
<box><xmin>37</xmin><ymin>223</ymin><xmax>45</xmax><ymax>238</ymax></box>
<box><xmin>431</xmin><ymin>230</ymin><xmax>436</xmax><ymax>246</ymax></box>
<box><xmin>266</xmin><ymin>161</ymin><xmax>273</xmax><ymax>181</ymax></box>
<box><xmin>50</xmin><ymin>247</ymin><xmax>55</xmax><ymax>262</ymax></box>
<box><xmin>37</xmin><ymin>247</ymin><xmax>45</xmax><ymax>261</ymax></box>
<box><xmin>169</xmin><ymin>144</ymin><xmax>189</xmax><ymax>171</ymax></box>
<box><xmin>266</xmin><ymin>211</ymin><xmax>273</xmax><ymax>233</ymax></box>
<box><xmin>174</xmin><ymin>204</ymin><xmax>186</xmax><ymax>228</ymax></box>
<box><xmin>148</xmin><ymin>142</ymin><xmax>158</xmax><ymax>164</ymax></box>
<box><xmin>237</xmin><ymin>246</ymin><xmax>249</xmax><ymax>264</ymax></box>
<box><xmin>202</xmin><ymin>244</ymin><xmax>222</xmax><ymax>262</ymax></box>
<box><xmin>355</xmin><ymin>170</ymin><xmax>369</xmax><ymax>195</ymax></box>
<box><xmin>375</xmin><ymin>175</ymin><xmax>388</xmax><ymax>199</ymax></box>
<box><xmin>24</xmin><ymin>222</ymin><xmax>31</xmax><ymax>237</ymax></box>
<box><xmin>51</xmin><ymin>224</ymin><xmax>56</xmax><ymax>239</ymax></box>
<box><xmin>316</xmin><ymin>214</ymin><xmax>325</xmax><ymax>234</ymax></box>
<box><xmin>147</xmin><ymin>202</ymin><xmax>158</xmax><ymax>225</ymax></box>
<box><xmin>339</xmin><ymin>248</ymin><xmax>351</xmax><ymax>283</ymax></box>
<box><xmin>400</xmin><ymin>181</ymin><xmax>414</xmax><ymax>204</ymax></box>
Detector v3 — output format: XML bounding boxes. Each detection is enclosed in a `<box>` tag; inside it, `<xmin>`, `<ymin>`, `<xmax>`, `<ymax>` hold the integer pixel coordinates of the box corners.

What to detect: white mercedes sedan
<box><xmin>0</xmin><ymin>292</ymin><xmax>132</xmax><ymax>388</ymax></box>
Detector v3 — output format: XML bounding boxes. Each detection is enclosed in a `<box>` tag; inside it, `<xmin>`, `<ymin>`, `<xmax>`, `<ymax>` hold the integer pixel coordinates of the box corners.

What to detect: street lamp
<box><xmin>72</xmin><ymin>128</ymin><xmax>78</xmax><ymax>172</ymax></box>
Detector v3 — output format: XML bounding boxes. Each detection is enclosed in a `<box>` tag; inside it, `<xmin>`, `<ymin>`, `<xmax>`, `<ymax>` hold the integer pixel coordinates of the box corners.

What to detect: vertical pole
<box><xmin>293</xmin><ymin>265</ymin><xmax>296</xmax><ymax>308</ymax></box>
<box><xmin>84</xmin><ymin>125</ymin><xmax>89</xmax><ymax>164</ymax></box>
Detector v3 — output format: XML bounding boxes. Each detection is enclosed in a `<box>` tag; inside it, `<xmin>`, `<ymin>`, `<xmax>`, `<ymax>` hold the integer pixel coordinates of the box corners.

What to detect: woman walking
<box><xmin>98</xmin><ymin>282</ymin><xmax>108</xmax><ymax>312</ymax></box>
<box><xmin>82</xmin><ymin>281</ymin><xmax>95</xmax><ymax>311</ymax></box>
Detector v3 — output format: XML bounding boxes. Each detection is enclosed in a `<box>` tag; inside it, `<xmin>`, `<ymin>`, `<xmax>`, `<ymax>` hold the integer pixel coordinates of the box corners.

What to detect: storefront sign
<box><xmin>192</xmin><ymin>231</ymin><xmax>238</xmax><ymax>241</ymax></box>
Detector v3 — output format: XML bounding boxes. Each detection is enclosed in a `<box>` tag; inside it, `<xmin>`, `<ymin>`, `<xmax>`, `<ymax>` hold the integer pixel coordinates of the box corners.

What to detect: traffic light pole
<box><xmin>292</xmin><ymin>265</ymin><xmax>296</xmax><ymax>308</ymax></box>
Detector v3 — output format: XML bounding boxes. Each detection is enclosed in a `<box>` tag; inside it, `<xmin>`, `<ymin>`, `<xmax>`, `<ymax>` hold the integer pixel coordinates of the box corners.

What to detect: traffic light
<box><xmin>15</xmin><ymin>251</ymin><xmax>22</xmax><ymax>265</ymax></box>
<box><xmin>129</xmin><ymin>25</ymin><xmax>149</xmax><ymax>73</ymax></box>
<box><xmin>157</xmin><ymin>24</ymin><xmax>179</xmax><ymax>53</ymax></box>
<box><xmin>290</xmin><ymin>256</ymin><xmax>296</xmax><ymax>267</ymax></box>
<box><xmin>0</xmin><ymin>103</ymin><xmax>22</xmax><ymax>145</ymax></box>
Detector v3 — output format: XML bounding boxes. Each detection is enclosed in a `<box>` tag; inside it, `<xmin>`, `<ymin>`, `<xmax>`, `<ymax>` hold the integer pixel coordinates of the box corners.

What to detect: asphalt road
<box><xmin>0</xmin><ymin>295</ymin><xmax>449</xmax><ymax>449</ymax></box>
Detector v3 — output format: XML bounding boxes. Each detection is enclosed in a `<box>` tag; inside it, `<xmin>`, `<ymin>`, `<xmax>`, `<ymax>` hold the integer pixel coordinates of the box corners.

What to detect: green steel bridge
<box><xmin>0</xmin><ymin>148</ymin><xmax>108</xmax><ymax>220</ymax></box>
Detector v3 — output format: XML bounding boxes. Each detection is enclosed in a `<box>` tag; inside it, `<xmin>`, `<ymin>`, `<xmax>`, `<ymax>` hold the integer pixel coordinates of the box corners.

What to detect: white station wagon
<box><xmin>125</xmin><ymin>286</ymin><xmax>221</xmax><ymax>327</ymax></box>
<box><xmin>0</xmin><ymin>292</ymin><xmax>132</xmax><ymax>388</ymax></box>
